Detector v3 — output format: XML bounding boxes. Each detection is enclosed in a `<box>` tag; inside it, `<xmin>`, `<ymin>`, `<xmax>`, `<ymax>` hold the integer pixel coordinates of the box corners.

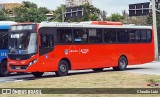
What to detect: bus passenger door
<box><xmin>39</xmin><ymin>28</ymin><xmax>55</xmax><ymax>72</ymax></box>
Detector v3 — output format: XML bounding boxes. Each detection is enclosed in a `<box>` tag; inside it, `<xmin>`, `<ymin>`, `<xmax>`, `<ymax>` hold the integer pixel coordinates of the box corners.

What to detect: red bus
<box><xmin>8</xmin><ymin>21</ymin><xmax>154</xmax><ymax>77</ymax></box>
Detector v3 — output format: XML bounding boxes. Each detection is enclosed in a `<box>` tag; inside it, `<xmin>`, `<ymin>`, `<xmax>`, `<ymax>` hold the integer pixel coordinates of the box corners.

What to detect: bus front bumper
<box><xmin>8</xmin><ymin>62</ymin><xmax>40</xmax><ymax>73</ymax></box>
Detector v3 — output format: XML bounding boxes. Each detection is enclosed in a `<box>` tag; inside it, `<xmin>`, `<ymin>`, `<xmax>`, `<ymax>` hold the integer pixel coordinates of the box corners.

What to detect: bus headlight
<box><xmin>33</xmin><ymin>58</ymin><xmax>38</xmax><ymax>64</ymax></box>
<box><xmin>28</xmin><ymin>58</ymin><xmax>38</xmax><ymax>66</ymax></box>
<box><xmin>29</xmin><ymin>62</ymin><xmax>32</xmax><ymax>66</ymax></box>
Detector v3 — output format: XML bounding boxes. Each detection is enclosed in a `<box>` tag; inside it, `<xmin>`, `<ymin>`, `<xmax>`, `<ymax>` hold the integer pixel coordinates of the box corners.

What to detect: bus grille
<box><xmin>9</xmin><ymin>64</ymin><xmax>28</xmax><ymax>70</ymax></box>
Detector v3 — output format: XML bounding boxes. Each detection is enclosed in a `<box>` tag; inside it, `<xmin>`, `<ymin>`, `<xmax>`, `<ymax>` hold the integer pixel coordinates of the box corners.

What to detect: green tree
<box><xmin>39</xmin><ymin>7</ymin><xmax>50</xmax><ymax>14</ymax></box>
<box><xmin>52</xmin><ymin>5</ymin><xmax>65</xmax><ymax>22</ymax></box>
<box><xmin>109</xmin><ymin>13</ymin><xmax>124</xmax><ymax>22</ymax></box>
<box><xmin>0</xmin><ymin>9</ymin><xmax>13</xmax><ymax>21</ymax></box>
<box><xmin>0</xmin><ymin>10</ymin><xmax>7</xmax><ymax>21</ymax></box>
<box><xmin>52</xmin><ymin>3</ymin><xmax>102</xmax><ymax>22</ymax></box>
<box><xmin>13</xmin><ymin>1</ymin><xmax>47</xmax><ymax>22</ymax></box>
<box><xmin>22</xmin><ymin>1</ymin><xmax>37</xmax><ymax>8</ymax></box>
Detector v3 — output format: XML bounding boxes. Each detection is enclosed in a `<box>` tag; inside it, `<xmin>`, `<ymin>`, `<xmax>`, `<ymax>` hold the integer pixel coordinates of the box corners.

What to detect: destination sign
<box><xmin>11</xmin><ymin>25</ymin><xmax>36</xmax><ymax>31</ymax></box>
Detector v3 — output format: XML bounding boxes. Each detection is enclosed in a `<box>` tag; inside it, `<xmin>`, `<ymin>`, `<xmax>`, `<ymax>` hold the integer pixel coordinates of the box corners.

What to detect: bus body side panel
<box><xmin>109</xmin><ymin>43</ymin><xmax>154</xmax><ymax>67</ymax></box>
<box><xmin>0</xmin><ymin>50</ymin><xmax>8</xmax><ymax>63</ymax></box>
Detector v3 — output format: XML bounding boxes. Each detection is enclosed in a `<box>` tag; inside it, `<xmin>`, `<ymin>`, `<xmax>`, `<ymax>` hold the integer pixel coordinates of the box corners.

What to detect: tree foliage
<box><xmin>108</xmin><ymin>13</ymin><xmax>124</xmax><ymax>22</ymax></box>
<box><xmin>13</xmin><ymin>1</ymin><xmax>48</xmax><ymax>22</ymax></box>
<box><xmin>0</xmin><ymin>10</ymin><xmax>7</xmax><ymax>21</ymax></box>
<box><xmin>52</xmin><ymin>3</ymin><xmax>101</xmax><ymax>22</ymax></box>
<box><xmin>0</xmin><ymin>9</ymin><xmax>13</xmax><ymax>21</ymax></box>
<box><xmin>52</xmin><ymin>5</ymin><xmax>64</xmax><ymax>22</ymax></box>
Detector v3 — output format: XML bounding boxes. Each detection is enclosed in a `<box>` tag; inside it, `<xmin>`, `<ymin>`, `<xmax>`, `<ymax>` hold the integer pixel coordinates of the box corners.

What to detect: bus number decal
<box><xmin>0</xmin><ymin>53</ymin><xmax>7</xmax><ymax>57</ymax></box>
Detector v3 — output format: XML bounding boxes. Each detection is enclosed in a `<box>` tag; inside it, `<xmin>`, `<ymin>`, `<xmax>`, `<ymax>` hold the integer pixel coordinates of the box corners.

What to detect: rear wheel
<box><xmin>0</xmin><ymin>60</ymin><xmax>10</xmax><ymax>77</ymax></box>
<box><xmin>32</xmin><ymin>72</ymin><xmax>44</xmax><ymax>77</ymax></box>
<box><xmin>92</xmin><ymin>68</ymin><xmax>104</xmax><ymax>72</ymax></box>
<box><xmin>55</xmin><ymin>60</ymin><xmax>69</xmax><ymax>77</ymax></box>
<box><xmin>113</xmin><ymin>56</ymin><xmax>128</xmax><ymax>71</ymax></box>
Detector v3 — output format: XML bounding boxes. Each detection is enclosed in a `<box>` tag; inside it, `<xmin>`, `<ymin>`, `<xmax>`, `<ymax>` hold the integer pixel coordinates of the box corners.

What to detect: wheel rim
<box><xmin>60</xmin><ymin>64</ymin><xmax>67</xmax><ymax>73</ymax></box>
<box><xmin>120</xmin><ymin>59</ymin><xmax>126</xmax><ymax>68</ymax></box>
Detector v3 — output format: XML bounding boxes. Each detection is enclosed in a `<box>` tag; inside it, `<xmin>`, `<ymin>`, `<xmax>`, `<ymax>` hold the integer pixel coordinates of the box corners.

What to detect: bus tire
<box><xmin>55</xmin><ymin>60</ymin><xmax>69</xmax><ymax>77</ymax></box>
<box><xmin>0</xmin><ymin>60</ymin><xmax>10</xmax><ymax>77</ymax></box>
<box><xmin>113</xmin><ymin>56</ymin><xmax>128</xmax><ymax>71</ymax></box>
<box><xmin>32</xmin><ymin>72</ymin><xmax>44</xmax><ymax>77</ymax></box>
<box><xmin>92</xmin><ymin>68</ymin><xmax>104</xmax><ymax>72</ymax></box>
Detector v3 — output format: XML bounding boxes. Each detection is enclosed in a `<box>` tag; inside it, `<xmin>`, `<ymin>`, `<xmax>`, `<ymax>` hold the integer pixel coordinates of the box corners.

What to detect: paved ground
<box><xmin>124</xmin><ymin>61</ymin><xmax>160</xmax><ymax>75</ymax></box>
<box><xmin>0</xmin><ymin>61</ymin><xmax>160</xmax><ymax>82</ymax></box>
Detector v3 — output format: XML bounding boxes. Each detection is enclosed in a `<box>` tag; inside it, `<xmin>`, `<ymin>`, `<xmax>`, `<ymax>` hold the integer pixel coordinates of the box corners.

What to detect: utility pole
<box><xmin>152</xmin><ymin>0</ymin><xmax>159</xmax><ymax>60</ymax></box>
<box><xmin>62</xmin><ymin>0</ymin><xmax>65</xmax><ymax>22</ymax></box>
<box><xmin>62</xmin><ymin>5</ymin><xmax>65</xmax><ymax>22</ymax></box>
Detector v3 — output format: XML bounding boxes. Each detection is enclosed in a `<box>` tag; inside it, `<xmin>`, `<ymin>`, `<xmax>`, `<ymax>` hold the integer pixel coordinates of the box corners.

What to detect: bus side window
<box><xmin>40</xmin><ymin>34</ymin><xmax>54</xmax><ymax>48</ymax></box>
<box><xmin>104</xmin><ymin>29</ymin><xmax>116</xmax><ymax>43</ymax></box>
<box><xmin>129</xmin><ymin>30</ymin><xmax>142</xmax><ymax>43</ymax></box>
<box><xmin>117</xmin><ymin>29</ymin><xmax>129</xmax><ymax>43</ymax></box>
<box><xmin>129</xmin><ymin>30</ymin><xmax>136</xmax><ymax>43</ymax></box>
<box><xmin>88</xmin><ymin>29</ymin><xmax>102</xmax><ymax>43</ymax></box>
<box><xmin>57</xmin><ymin>29</ymin><xmax>72</xmax><ymax>44</ymax></box>
<box><xmin>146</xmin><ymin>30</ymin><xmax>152</xmax><ymax>42</ymax></box>
<box><xmin>74</xmin><ymin>29</ymin><xmax>88</xmax><ymax>43</ymax></box>
<box><xmin>141</xmin><ymin>30</ymin><xmax>147</xmax><ymax>42</ymax></box>
<box><xmin>135</xmin><ymin>30</ymin><xmax>141</xmax><ymax>42</ymax></box>
<box><xmin>2</xmin><ymin>34</ymin><xmax>8</xmax><ymax>49</ymax></box>
<box><xmin>0</xmin><ymin>30</ymin><xmax>8</xmax><ymax>49</ymax></box>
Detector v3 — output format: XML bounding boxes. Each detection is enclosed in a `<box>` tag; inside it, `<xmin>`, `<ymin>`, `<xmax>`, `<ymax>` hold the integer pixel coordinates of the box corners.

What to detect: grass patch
<box><xmin>0</xmin><ymin>71</ymin><xmax>160</xmax><ymax>97</ymax></box>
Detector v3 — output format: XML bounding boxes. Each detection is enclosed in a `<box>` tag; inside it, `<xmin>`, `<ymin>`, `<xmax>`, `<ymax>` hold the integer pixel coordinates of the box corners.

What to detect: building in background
<box><xmin>78</xmin><ymin>0</ymin><xmax>92</xmax><ymax>6</ymax></box>
<box><xmin>0</xmin><ymin>3</ymin><xmax>21</xmax><ymax>10</ymax></box>
<box><xmin>66</xmin><ymin>0</ymin><xmax>92</xmax><ymax>7</ymax></box>
<box><xmin>0</xmin><ymin>3</ymin><xmax>21</xmax><ymax>17</ymax></box>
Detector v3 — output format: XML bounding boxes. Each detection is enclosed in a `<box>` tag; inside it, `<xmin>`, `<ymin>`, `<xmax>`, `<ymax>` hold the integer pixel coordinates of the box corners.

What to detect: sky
<box><xmin>0</xmin><ymin>0</ymin><xmax>150</xmax><ymax>16</ymax></box>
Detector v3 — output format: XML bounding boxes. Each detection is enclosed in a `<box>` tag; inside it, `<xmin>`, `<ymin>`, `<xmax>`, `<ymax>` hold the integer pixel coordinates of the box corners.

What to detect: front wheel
<box><xmin>0</xmin><ymin>60</ymin><xmax>10</xmax><ymax>77</ymax></box>
<box><xmin>55</xmin><ymin>60</ymin><xmax>69</xmax><ymax>77</ymax></box>
<box><xmin>32</xmin><ymin>72</ymin><xmax>44</xmax><ymax>77</ymax></box>
<box><xmin>113</xmin><ymin>56</ymin><xmax>128</xmax><ymax>71</ymax></box>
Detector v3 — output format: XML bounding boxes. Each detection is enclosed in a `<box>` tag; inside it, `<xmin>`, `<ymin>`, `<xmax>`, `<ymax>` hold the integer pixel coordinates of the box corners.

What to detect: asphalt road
<box><xmin>0</xmin><ymin>61</ymin><xmax>160</xmax><ymax>83</ymax></box>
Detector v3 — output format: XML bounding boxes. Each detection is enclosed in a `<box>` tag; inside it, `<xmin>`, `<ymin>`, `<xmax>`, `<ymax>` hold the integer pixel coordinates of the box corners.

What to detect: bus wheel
<box><xmin>113</xmin><ymin>56</ymin><xmax>128</xmax><ymax>71</ymax></box>
<box><xmin>0</xmin><ymin>60</ymin><xmax>10</xmax><ymax>77</ymax></box>
<box><xmin>55</xmin><ymin>60</ymin><xmax>69</xmax><ymax>77</ymax></box>
<box><xmin>92</xmin><ymin>68</ymin><xmax>104</xmax><ymax>72</ymax></box>
<box><xmin>32</xmin><ymin>72</ymin><xmax>44</xmax><ymax>77</ymax></box>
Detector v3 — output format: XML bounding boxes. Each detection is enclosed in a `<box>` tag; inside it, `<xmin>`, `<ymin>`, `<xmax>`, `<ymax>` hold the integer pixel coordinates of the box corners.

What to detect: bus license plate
<box><xmin>16</xmin><ymin>67</ymin><xmax>21</xmax><ymax>70</ymax></box>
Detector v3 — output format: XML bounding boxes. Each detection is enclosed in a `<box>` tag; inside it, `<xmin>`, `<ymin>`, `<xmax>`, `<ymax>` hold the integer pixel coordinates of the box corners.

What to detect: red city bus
<box><xmin>8</xmin><ymin>21</ymin><xmax>154</xmax><ymax>77</ymax></box>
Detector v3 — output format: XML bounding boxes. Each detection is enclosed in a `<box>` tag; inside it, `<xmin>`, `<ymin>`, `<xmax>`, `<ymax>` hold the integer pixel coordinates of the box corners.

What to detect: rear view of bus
<box><xmin>0</xmin><ymin>21</ymin><xmax>16</xmax><ymax>76</ymax></box>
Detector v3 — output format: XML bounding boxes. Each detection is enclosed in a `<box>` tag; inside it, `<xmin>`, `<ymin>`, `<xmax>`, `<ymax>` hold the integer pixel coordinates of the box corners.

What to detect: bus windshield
<box><xmin>8</xmin><ymin>31</ymin><xmax>37</xmax><ymax>54</ymax></box>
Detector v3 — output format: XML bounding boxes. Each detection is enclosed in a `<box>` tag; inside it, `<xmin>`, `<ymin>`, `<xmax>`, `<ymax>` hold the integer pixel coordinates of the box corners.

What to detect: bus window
<box><xmin>129</xmin><ymin>30</ymin><xmax>135</xmax><ymax>43</ymax></box>
<box><xmin>0</xmin><ymin>29</ymin><xmax>8</xmax><ymax>49</ymax></box>
<box><xmin>88</xmin><ymin>29</ymin><xmax>103</xmax><ymax>43</ymax></box>
<box><xmin>74</xmin><ymin>29</ymin><xmax>88</xmax><ymax>43</ymax></box>
<box><xmin>41</xmin><ymin>34</ymin><xmax>54</xmax><ymax>48</ymax></box>
<box><xmin>141</xmin><ymin>30</ymin><xmax>147</xmax><ymax>42</ymax></box>
<box><xmin>146</xmin><ymin>30</ymin><xmax>152</xmax><ymax>42</ymax></box>
<box><xmin>117</xmin><ymin>29</ymin><xmax>129</xmax><ymax>43</ymax></box>
<box><xmin>104</xmin><ymin>29</ymin><xmax>117</xmax><ymax>43</ymax></box>
<box><xmin>129</xmin><ymin>30</ymin><xmax>142</xmax><ymax>43</ymax></box>
<box><xmin>135</xmin><ymin>30</ymin><xmax>141</xmax><ymax>42</ymax></box>
<box><xmin>1</xmin><ymin>34</ymin><xmax>8</xmax><ymax>49</ymax></box>
<box><xmin>57</xmin><ymin>29</ymin><xmax>72</xmax><ymax>44</ymax></box>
